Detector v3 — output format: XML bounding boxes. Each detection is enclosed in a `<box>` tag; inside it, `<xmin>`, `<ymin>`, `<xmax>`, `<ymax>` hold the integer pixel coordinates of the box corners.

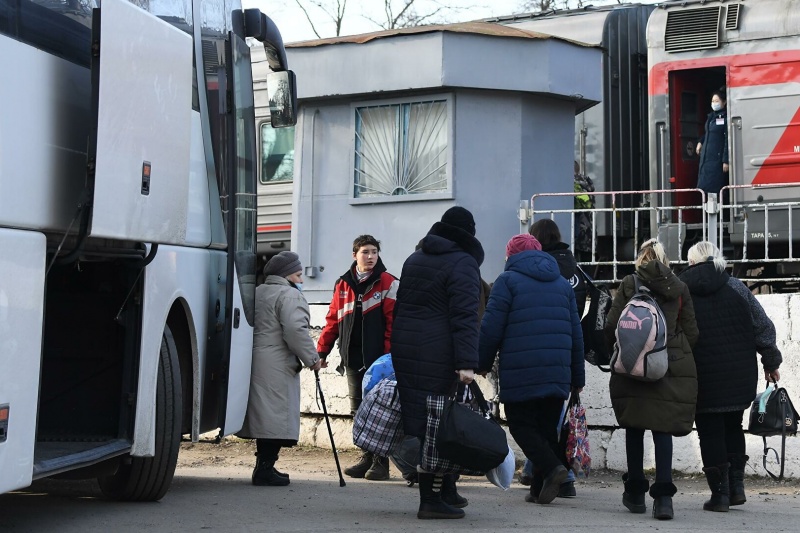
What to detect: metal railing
<box><xmin>519</xmin><ymin>184</ymin><xmax>800</xmax><ymax>285</ymax></box>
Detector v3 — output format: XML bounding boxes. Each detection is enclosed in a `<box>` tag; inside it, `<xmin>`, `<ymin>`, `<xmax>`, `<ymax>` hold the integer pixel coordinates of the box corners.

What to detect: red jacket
<box><xmin>317</xmin><ymin>258</ymin><xmax>398</xmax><ymax>373</ymax></box>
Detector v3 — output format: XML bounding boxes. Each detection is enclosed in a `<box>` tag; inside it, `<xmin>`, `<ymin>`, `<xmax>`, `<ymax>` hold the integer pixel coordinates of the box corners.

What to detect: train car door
<box><xmin>667</xmin><ymin>67</ymin><xmax>725</xmax><ymax>222</ymax></box>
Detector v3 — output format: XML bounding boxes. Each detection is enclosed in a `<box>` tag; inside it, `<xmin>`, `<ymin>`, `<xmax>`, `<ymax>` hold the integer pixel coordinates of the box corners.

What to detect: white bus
<box><xmin>0</xmin><ymin>0</ymin><xmax>295</xmax><ymax>500</ymax></box>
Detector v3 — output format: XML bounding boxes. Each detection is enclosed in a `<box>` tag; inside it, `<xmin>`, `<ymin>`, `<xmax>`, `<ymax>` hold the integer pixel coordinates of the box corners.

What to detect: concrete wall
<box><xmin>298</xmin><ymin>294</ymin><xmax>800</xmax><ymax>478</ymax></box>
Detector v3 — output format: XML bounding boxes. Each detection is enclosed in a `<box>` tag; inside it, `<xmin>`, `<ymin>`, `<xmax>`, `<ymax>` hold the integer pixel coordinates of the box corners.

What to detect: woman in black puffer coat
<box><xmin>529</xmin><ymin>219</ymin><xmax>587</xmax><ymax>322</ymax></box>
<box><xmin>392</xmin><ymin>206</ymin><xmax>484</xmax><ymax>521</ymax></box>
<box><xmin>679</xmin><ymin>241</ymin><xmax>782</xmax><ymax>513</ymax></box>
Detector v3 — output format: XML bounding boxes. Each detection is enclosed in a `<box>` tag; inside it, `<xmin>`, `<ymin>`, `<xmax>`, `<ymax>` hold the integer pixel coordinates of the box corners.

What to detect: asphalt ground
<box><xmin>2</xmin><ymin>442</ymin><xmax>799</xmax><ymax>532</ymax></box>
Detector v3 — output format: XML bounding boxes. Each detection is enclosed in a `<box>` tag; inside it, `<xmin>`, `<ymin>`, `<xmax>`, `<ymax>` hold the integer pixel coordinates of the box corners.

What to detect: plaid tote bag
<box><xmin>352</xmin><ymin>378</ymin><xmax>404</xmax><ymax>456</ymax></box>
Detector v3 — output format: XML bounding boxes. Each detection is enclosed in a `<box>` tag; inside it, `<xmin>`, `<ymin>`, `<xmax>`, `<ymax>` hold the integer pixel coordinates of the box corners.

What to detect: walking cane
<box><xmin>315</xmin><ymin>370</ymin><xmax>346</xmax><ymax>487</ymax></box>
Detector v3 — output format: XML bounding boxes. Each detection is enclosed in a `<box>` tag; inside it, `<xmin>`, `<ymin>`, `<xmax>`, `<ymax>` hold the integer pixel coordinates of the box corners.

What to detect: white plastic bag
<box><xmin>486</xmin><ymin>447</ymin><xmax>515</xmax><ymax>490</ymax></box>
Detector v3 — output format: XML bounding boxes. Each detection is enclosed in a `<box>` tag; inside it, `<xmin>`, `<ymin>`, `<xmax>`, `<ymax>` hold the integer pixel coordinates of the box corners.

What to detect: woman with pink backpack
<box><xmin>604</xmin><ymin>239</ymin><xmax>699</xmax><ymax>520</ymax></box>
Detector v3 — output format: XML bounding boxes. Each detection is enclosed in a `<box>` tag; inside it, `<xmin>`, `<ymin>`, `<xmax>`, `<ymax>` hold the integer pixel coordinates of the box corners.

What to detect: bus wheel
<box><xmin>98</xmin><ymin>326</ymin><xmax>182</xmax><ymax>501</ymax></box>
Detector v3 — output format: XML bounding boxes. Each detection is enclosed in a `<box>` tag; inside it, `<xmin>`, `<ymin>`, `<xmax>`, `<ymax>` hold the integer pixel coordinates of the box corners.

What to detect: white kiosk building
<box><xmin>286</xmin><ymin>23</ymin><xmax>602</xmax><ymax>304</ymax></box>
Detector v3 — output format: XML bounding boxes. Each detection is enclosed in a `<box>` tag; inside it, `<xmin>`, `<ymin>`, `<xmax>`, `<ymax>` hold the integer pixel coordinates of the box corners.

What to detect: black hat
<box><xmin>264</xmin><ymin>251</ymin><xmax>302</xmax><ymax>278</ymax></box>
<box><xmin>441</xmin><ymin>206</ymin><xmax>476</xmax><ymax>236</ymax></box>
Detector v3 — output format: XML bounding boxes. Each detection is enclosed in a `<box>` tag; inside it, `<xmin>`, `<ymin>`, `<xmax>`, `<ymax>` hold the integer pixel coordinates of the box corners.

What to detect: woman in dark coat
<box><xmin>695</xmin><ymin>88</ymin><xmax>729</xmax><ymax>197</ymax></box>
<box><xmin>392</xmin><ymin>206</ymin><xmax>484</xmax><ymax>520</ymax></box>
<box><xmin>679</xmin><ymin>241</ymin><xmax>782</xmax><ymax>512</ymax></box>
<box><xmin>479</xmin><ymin>234</ymin><xmax>584</xmax><ymax>505</ymax></box>
<box><xmin>605</xmin><ymin>239</ymin><xmax>698</xmax><ymax>521</ymax></box>
<box><xmin>529</xmin><ymin>218</ymin><xmax>587</xmax><ymax>316</ymax></box>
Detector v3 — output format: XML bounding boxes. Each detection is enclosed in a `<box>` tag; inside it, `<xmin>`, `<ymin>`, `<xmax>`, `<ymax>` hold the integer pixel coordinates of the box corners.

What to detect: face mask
<box><xmin>711</xmin><ymin>102</ymin><xmax>722</xmax><ymax>112</ymax></box>
<box><xmin>294</xmin><ymin>282</ymin><xmax>303</xmax><ymax>292</ymax></box>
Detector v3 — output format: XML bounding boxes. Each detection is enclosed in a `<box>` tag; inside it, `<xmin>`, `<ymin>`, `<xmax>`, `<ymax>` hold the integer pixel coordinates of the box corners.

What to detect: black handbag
<box><xmin>576</xmin><ymin>266</ymin><xmax>612</xmax><ymax>370</ymax></box>
<box><xmin>747</xmin><ymin>382</ymin><xmax>799</xmax><ymax>480</ymax></box>
<box><xmin>435</xmin><ymin>381</ymin><xmax>508</xmax><ymax>473</ymax></box>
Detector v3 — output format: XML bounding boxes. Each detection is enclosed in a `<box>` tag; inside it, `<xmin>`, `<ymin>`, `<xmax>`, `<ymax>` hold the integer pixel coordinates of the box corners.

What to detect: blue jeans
<box><xmin>522</xmin><ymin>398</ymin><xmax>576</xmax><ymax>482</ymax></box>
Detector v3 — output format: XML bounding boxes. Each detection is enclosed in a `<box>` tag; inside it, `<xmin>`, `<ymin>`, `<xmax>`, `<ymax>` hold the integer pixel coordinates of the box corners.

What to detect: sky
<box><xmin>245</xmin><ymin>0</ymin><xmax>633</xmax><ymax>44</ymax></box>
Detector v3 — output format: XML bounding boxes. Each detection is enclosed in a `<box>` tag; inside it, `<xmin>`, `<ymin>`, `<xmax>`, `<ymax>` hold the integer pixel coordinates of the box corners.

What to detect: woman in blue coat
<box><xmin>695</xmin><ymin>88</ymin><xmax>729</xmax><ymax>197</ymax></box>
<box><xmin>478</xmin><ymin>234</ymin><xmax>585</xmax><ymax>505</ymax></box>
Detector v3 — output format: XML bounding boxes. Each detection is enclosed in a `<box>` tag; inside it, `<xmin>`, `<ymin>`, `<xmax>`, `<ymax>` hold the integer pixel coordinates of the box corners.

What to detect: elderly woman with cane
<box><xmin>238</xmin><ymin>251</ymin><xmax>325</xmax><ymax>486</ymax></box>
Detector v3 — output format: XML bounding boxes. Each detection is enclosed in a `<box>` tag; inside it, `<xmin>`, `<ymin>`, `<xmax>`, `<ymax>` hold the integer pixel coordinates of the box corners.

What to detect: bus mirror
<box><xmin>267</xmin><ymin>70</ymin><xmax>298</xmax><ymax>128</ymax></box>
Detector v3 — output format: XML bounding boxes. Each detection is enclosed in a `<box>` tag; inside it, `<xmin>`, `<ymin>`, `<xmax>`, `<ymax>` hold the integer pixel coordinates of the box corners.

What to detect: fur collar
<box><xmin>423</xmin><ymin>222</ymin><xmax>485</xmax><ymax>266</ymax></box>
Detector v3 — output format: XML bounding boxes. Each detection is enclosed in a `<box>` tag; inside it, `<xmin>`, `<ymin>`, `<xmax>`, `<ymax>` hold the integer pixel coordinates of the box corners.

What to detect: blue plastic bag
<box><xmin>363</xmin><ymin>353</ymin><xmax>394</xmax><ymax>396</ymax></box>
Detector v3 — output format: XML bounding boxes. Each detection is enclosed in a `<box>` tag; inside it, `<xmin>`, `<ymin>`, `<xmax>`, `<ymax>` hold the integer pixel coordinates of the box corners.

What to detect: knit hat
<box><xmin>264</xmin><ymin>251</ymin><xmax>302</xmax><ymax>278</ymax></box>
<box><xmin>506</xmin><ymin>234</ymin><xmax>542</xmax><ymax>258</ymax></box>
<box><xmin>441</xmin><ymin>206</ymin><xmax>476</xmax><ymax>236</ymax></box>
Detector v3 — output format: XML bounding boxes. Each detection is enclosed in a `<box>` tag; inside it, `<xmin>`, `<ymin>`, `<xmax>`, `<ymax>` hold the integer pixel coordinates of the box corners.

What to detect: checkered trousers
<box><xmin>420</xmin><ymin>394</ymin><xmax>484</xmax><ymax>476</ymax></box>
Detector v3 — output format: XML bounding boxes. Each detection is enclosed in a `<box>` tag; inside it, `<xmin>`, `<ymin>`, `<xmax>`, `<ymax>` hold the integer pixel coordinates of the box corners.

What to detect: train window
<box><xmin>260</xmin><ymin>123</ymin><xmax>294</xmax><ymax>183</ymax></box>
<box><xmin>353</xmin><ymin>96</ymin><xmax>451</xmax><ymax>200</ymax></box>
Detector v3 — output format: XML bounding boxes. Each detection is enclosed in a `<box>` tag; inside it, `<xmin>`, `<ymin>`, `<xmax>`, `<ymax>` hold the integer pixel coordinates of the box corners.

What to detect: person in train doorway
<box><xmin>696</xmin><ymin>88</ymin><xmax>730</xmax><ymax>199</ymax></box>
<box><xmin>316</xmin><ymin>235</ymin><xmax>399</xmax><ymax>481</ymax></box>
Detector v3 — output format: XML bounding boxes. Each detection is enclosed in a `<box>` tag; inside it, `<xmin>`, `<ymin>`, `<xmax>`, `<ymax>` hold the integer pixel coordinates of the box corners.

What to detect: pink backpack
<box><xmin>610</xmin><ymin>276</ymin><xmax>668</xmax><ymax>381</ymax></box>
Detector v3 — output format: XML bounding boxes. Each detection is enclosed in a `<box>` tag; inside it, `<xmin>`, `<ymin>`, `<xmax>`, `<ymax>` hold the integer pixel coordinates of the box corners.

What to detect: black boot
<box><xmin>252</xmin><ymin>455</ymin><xmax>290</xmax><ymax>487</ymax></box>
<box><xmin>703</xmin><ymin>464</ymin><xmax>730</xmax><ymax>512</ymax></box>
<box><xmin>525</xmin><ymin>473</ymin><xmax>543</xmax><ymax>503</ymax></box>
<box><xmin>728</xmin><ymin>454</ymin><xmax>748</xmax><ymax>506</ymax></box>
<box><xmin>558</xmin><ymin>481</ymin><xmax>577</xmax><ymax>498</ymax></box>
<box><xmin>537</xmin><ymin>465</ymin><xmax>568</xmax><ymax>504</ymax></box>
<box><xmin>344</xmin><ymin>451</ymin><xmax>373</xmax><ymax>479</ymax></box>
<box><xmin>441</xmin><ymin>474</ymin><xmax>468</xmax><ymax>508</ymax></box>
<box><xmin>365</xmin><ymin>454</ymin><xmax>390</xmax><ymax>481</ymax></box>
<box><xmin>417</xmin><ymin>473</ymin><xmax>465</xmax><ymax>519</ymax></box>
<box><xmin>622</xmin><ymin>473</ymin><xmax>649</xmax><ymax>514</ymax></box>
<box><xmin>649</xmin><ymin>482</ymin><xmax>677</xmax><ymax>520</ymax></box>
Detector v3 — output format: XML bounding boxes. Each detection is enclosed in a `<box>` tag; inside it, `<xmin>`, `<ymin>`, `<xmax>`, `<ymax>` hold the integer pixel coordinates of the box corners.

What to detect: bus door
<box><xmin>218</xmin><ymin>32</ymin><xmax>257</xmax><ymax>436</ymax></box>
<box><xmin>87</xmin><ymin>0</ymin><xmax>193</xmax><ymax>246</ymax></box>
<box><xmin>0</xmin><ymin>230</ymin><xmax>46</xmax><ymax>493</ymax></box>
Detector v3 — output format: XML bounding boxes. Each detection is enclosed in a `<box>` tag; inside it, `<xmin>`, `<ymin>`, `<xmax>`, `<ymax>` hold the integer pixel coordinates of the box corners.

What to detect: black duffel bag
<box><xmin>435</xmin><ymin>381</ymin><xmax>508</xmax><ymax>473</ymax></box>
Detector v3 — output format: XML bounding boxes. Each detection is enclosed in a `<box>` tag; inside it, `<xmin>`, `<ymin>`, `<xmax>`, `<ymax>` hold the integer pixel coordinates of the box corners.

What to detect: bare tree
<box><xmin>294</xmin><ymin>0</ymin><xmax>348</xmax><ymax>39</ymax></box>
<box><xmin>517</xmin><ymin>0</ymin><xmax>625</xmax><ymax>12</ymax></box>
<box><xmin>366</xmin><ymin>0</ymin><xmax>482</xmax><ymax>31</ymax></box>
<box><xmin>518</xmin><ymin>0</ymin><xmax>580</xmax><ymax>11</ymax></box>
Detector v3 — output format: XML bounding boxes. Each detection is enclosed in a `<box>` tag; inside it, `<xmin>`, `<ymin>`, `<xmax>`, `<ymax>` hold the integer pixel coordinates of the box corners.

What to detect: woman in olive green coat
<box><xmin>605</xmin><ymin>239</ymin><xmax>698</xmax><ymax>521</ymax></box>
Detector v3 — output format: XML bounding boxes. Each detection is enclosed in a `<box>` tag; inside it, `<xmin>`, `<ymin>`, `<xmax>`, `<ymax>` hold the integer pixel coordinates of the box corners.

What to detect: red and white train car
<box><xmin>647</xmin><ymin>0</ymin><xmax>800</xmax><ymax>273</ymax></box>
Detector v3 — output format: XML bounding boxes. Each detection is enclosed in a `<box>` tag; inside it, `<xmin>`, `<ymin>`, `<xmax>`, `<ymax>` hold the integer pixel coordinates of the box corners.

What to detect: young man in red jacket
<box><xmin>317</xmin><ymin>235</ymin><xmax>399</xmax><ymax>480</ymax></box>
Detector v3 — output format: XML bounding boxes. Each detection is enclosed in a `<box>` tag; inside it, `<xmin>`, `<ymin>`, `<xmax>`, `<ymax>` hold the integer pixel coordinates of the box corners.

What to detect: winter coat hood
<box><xmin>505</xmin><ymin>250</ymin><xmax>561</xmax><ymax>283</ymax></box>
<box><xmin>636</xmin><ymin>260</ymin><xmax>684</xmax><ymax>302</ymax></box>
<box><xmin>542</xmin><ymin>242</ymin><xmax>578</xmax><ymax>281</ymax></box>
<box><xmin>421</xmin><ymin>221</ymin><xmax>484</xmax><ymax>266</ymax></box>
<box><xmin>679</xmin><ymin>261</ymin><xmax>730</xmax><ymax>296</ymax></box>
